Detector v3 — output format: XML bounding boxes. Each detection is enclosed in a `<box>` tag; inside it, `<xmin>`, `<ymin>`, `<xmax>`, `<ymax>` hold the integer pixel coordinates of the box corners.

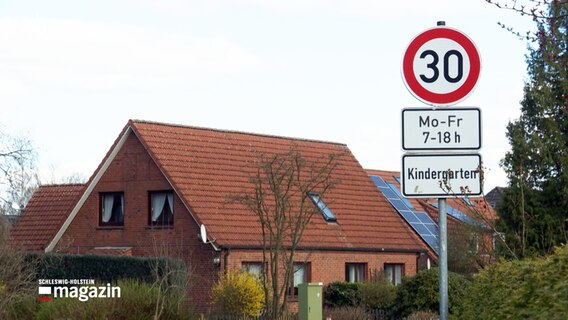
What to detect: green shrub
<box><xmin>2</xmin><ymin>294</ymin><xmax>39</xmax><ymax>320</ymax></box>
<box><xmin>324</xmin><ymin>281</ymin><xmax>360</xmax><ymax>307</ymax></box>
<box><xmin>395</xmin><ymin>268</ymin><xmax>470</xmax><ymax>317</ymax></box>
<box><xmin>34</xmin><ymin>279</ymin><xmax>193</xmax><ymax>320</ymax></box>
<box><xmin>211</xmin><ymin>269</ymin><xmax>264</xmax><ymax>317</ymax></box>
<box><xmin>0</xmin><ymin>246</ymin><xmax>38</xmax><ymax>319</ymax></box>
<box><xmin>358</xmin><ymin>280</ymin><xmax>396</xmax><ymax>310</ymax></box>
<box><xmin>324</xmin><ymin>305</ymin><xmax>371</xmax><ymax>320</ymax></box>
<box><xmin>455</xmin><ymin>244</ymin><xmax>568</xmax><ymax>320</ymax></box>
<box><xmin>407</xmin><ymin>310</ymin><xmax>439</xmax><ymax>320</ymax></box>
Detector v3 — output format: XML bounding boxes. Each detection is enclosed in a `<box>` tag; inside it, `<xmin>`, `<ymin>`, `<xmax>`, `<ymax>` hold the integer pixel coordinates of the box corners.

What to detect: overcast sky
<box><xmin>0</xmin><ymin>0</ymin><xmax>535</xmax><ymax>193</ymax></box>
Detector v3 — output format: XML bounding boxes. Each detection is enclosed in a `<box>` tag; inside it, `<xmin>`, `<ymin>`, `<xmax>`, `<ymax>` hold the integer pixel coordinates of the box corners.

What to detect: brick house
<box><xmin>11</xmin><ymin>120</ymin><xmax>432</xmax><ymax>312</ymax></box>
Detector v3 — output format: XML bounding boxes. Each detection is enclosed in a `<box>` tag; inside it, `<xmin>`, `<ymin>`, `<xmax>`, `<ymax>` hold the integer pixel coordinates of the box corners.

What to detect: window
<box><xmin>384</xmin><ymin>264</ymin><xmax>404</xmax><ymax>286</ymax></box>
<box><xmin>288</xmin><ymin>262</ymin><xmax>310</xmax><ymax>297</ymax></box>
<box><xmin>345</xmin><ymin>263</ymin><xmax>367</xmax><ymax>283</ymax></box>
<box><xmin>100</xmin><ymin>192</ymin><xmax>124</xmax><ymax>226</ymax></box>
<box><xmin>149</xmin><ymin>191</ymin><xmax>174</xmax><ymax>226</ymax></box>
<box><xmin>493</xmin><ymin>232</ymin><xmax>505</xmax><ymax>251</ymax></box>
<box><xmin>308</xmin><ymin>192</ymin><xmax>337</xmax><ymax>222</ymax></box>
<box><xmin>242</xmin><ymin>262</ymin><xmax>264</xmax><ymax>277</ymax></box>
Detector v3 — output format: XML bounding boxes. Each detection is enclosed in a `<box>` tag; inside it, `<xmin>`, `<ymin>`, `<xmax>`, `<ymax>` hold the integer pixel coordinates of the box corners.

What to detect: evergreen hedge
<box><xmin>455</xmin><ymin>244</ymin><xmax>568</xmax><ymax>320</ymax></box>
<box><xmin>26</xmin><ymin>253</ymin><xmax>186</xmax><ymax>287</ymax></box>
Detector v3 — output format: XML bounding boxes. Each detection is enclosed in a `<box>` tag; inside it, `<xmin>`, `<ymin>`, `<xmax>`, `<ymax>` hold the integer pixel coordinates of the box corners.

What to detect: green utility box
<box><xmin>298</xmin><ymin>282</ymin><xmax>322</xmax><ymax>320</ymax></box>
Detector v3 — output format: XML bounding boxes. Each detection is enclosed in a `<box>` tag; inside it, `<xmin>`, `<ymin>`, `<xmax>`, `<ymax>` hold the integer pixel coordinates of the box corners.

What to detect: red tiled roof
<box><xmin>10</xmin><ymin>184</ymin><xmax>85</xmax><ymax>252</ymax></box>
<box><xmin>126</xmin><ymin>120</ymin><xmax>427</xmax><ymax>251</ymax></box>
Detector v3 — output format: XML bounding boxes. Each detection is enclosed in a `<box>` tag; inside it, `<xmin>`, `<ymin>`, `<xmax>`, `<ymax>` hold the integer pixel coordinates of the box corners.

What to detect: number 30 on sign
<box><xmin>402</xmin><ymin>27</ymin><xmax>481</xmax><ymax>106</ymax></box>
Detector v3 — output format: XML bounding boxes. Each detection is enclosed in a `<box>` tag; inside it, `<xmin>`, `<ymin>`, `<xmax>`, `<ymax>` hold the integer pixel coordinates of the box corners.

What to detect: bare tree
<box><xmin>0</xmin><ymin>128</ymin><xmax>39</xmax><ymax>216</ymax></box>
<box><xmin>0</xmin><ymin>221</ymin><xmax>38</xmax><ymax>318</ymax></box>
<box><xmin>232</xmin><ymin>148</ymin><xmax>341</xmax><ymax>318</ymax></box>
<box><xmin>438</xmin><ymin>166</ymin><xmax>518</xmax><ymax>261</ymax></box>
<box><xmin>485</xmin><ymin>0</ymin><xmax>568</xmax><ymax>40</ymax></box>
<box><xmin>147</xmin><ymin>236</ymin><xmax>196</xmax><ymax>320</ymax></box>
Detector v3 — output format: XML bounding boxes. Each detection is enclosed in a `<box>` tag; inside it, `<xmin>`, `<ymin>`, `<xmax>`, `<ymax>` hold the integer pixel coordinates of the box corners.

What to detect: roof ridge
<box><xmin>366</xmin><ymin>168</ymin><xmax>400</xmax><ymax>175</ymax></box>
<box><xmin>129</xmin><ymin>119</ymin><xmax>348</xmax><ymax>147</ymax></box>
<box><xmin>38</xmin><ymin>183</ymin><xmax>86</xmax><ymax>188</ymax></box>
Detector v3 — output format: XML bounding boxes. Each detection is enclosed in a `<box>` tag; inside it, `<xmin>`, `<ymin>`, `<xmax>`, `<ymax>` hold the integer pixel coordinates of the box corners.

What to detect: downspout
<box><xmin>223</xmin><ymin>248</ymin><xmax>230</xmax><ymax>273</ymax></box>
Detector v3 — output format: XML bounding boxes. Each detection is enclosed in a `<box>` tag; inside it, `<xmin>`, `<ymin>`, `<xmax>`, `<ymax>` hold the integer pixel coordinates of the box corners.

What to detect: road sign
<box><xmin>402</xmin><ymin>107</ymin><xmax>481</xmax><ymax>151</ymax></box>
<box><xmin>401</xmin><ymin>153</ymin><xmax>482</xmax><ymax>198</ymax></box>
<box><xmin>402</xmin><ymin>27</ymin><xmax>481</xmax><ymax>106</ymax></box>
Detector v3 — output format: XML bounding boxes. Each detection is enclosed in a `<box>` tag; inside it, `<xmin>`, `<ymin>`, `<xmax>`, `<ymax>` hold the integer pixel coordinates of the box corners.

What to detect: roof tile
<box><xmin>130</xmin><ymin>120</ymin><xmax>426</xmax><ymax>251</ymax></box>
<box><xmin>9</xmin><ymin>184</ymin><xmax>85</xmax><ymax>251</ymax></box>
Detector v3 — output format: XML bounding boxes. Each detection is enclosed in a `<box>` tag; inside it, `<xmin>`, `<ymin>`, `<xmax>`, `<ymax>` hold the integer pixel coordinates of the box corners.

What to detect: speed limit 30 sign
<box><xmin>402</xmin><ymin>27</ymin><xmax>481</xmax><ymax>106</ymax></box>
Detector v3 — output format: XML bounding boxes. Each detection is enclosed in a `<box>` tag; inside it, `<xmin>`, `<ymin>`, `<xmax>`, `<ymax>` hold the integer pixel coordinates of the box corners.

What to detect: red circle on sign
<box><xmin>402</xmin><ymin>27</ymin><xmax>481</xmax><ymax>106</ymax></box>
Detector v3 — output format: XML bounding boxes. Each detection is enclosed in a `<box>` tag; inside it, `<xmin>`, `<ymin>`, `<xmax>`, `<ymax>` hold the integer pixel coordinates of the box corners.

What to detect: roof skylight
<box><xmin>308</xmin><ymin>192</ymin><xmax>337</xmax><ymax>223</ymax></box>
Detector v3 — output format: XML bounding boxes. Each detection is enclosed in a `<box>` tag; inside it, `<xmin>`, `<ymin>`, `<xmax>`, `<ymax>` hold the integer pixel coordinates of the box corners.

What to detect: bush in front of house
<box><xmin>394</xmin><ymin>267</ymin><xmax>470</xmax><ymax>318</ymax></box>
<box><xmin>324</xmin><ymin>281</ymin><xmax>360</xmax><ymax>307</ymax></box>
<box><xmin>455</xmin><ymin>244</ymin><xmax>568</xmax><ymax>320</ymax></box>
<box><xmin>358</xmin><ymin>279</ymin><xmax>397</xmax><ymax>310</ymax></box>
<box><xmin>211</xmin><ymin>269</ymin><xmax>264</xmax><ymax>318</ymax></box>
<box><xmin>407</xmin><ymin>310</ymin><xmax>439</xmax><ymax>320</ymax></box>
<box><xmin>33</xmin><ymin>279</ymin><xmax>193</xmax><ymax>320</ymax></box>
<box><xmin>324</xmin><ymin>305</ymin><xmax>372</xmax><ymax>320</ymax></box>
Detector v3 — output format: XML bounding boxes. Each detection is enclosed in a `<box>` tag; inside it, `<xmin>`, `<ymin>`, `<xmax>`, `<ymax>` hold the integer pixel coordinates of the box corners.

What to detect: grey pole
<box><xmin>438</xmin><ymin>197</ymin><xmax>448</xmax><ymax>320</ymax></box>
<box><xmin>436</xmin><ymin>19</ymin><xmax>449</xmax><ymax>320</ymax></box>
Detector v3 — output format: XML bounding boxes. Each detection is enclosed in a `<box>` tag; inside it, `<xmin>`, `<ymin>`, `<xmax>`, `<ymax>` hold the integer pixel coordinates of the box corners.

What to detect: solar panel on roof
<box><xmin>370</xmin><ymin>175</ymin><xmax>388</xmax><ymax>187</ymax></box>
<box><xmin>413</xmin><ymin>224</ymin><xmax>430</xmax><ymax>235</ymax></box>
<box><xmin>400</xmin><ymin>210</ymin><xmax>420</xmax><ymax>223</ymax></box>
<box><xmin>389</xmin><ymin>199</ymin><xmax>410</xmax><ymax>211</ymax></box>
<box><xmin>425</xmin><ymin>224</ymin><xmax>439</xmax><ymax>234</ymax></box>
<box><xmin>422</xmin><ymin>235</ymin><xmax>439</xmax><ymax>251</ymax></box>
<box><xmin>370</xmin><ymin>175</ymin><xmax>440</xmax><ymax>254</ymax></box>
<box><xmin>415</xmin><ymin>212</ymin><xmax>435</xmax><ymax>224</ymax></box>
<box><xmin>379</xmin><ymin>187</ymin><xmax>398</xmax><ymax>200</ymax></box>
<box><xmin>432</xmin><ymin>203</ymin><xmax>486</xmax><ymax>228</ymax></box>
<box><xmin>388</xmin><ymin>182</ymin><xmax>414</xmax><ymax>210</ymax></box>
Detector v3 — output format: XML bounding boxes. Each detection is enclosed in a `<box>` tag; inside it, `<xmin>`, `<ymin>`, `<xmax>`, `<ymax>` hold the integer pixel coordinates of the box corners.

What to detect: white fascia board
<box><xmin>45</xmin><ymin>127</ymin><xmax>133</xmax><ymax>252</ymax></box>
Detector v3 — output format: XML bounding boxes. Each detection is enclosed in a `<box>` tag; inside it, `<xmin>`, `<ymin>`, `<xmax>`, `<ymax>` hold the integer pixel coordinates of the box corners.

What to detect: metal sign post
<box><xmin>438</xmin><ymin>198</ymin><xmax>448</xmax><ymax>320</ymax></box>
<box><xmin>400</xmin><ymin>20</ymin><xmax>483</xmax><ymax>320</ymax></box>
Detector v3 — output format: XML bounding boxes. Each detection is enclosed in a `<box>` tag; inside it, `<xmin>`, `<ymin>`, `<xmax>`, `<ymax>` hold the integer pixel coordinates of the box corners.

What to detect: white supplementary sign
<box><xmin>401</xmin><ymin>153</ymin><xmax>482</xmax><ymax>198</ymax></box>
<box><xmin>402</xmin><ymin>27</ymin><xmax>481</xmax><ymax>106</ymax></box>
<box><xmin>402</xmin><ymin>107</ymin><xmax>481</xmax><ymax>151</ymax></box>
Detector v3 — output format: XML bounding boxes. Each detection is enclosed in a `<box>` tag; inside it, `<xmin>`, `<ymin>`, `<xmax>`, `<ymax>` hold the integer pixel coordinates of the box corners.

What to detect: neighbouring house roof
<box><xmin>9</xmin><ymin>184</ymin><xmax>85</xmax><ymax>252</ymax></box>
<box><xmin>367</xmin><ymin>169</ymin><xmax>497</xmax><ymax>228</ymax></box>
<box><xmin>1</xmin><ymin>214</ymin><xmax>19</xmax><ymax>228</ymax></box>
<box><xmin>485</xmin><ymin>186</ymin><xmax>506</xmax><ymax>209</ymax></box>
<box><xmin>45</xmin><ymin>120</ymin><xmax>429</xmax><ymax>254</ymax></box>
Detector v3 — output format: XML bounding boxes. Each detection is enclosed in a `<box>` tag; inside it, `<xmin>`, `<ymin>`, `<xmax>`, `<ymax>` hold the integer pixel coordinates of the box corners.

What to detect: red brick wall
<box><xmin>226</xmin><ymin>249</ymin><xmax>418</xmax><ymax>283</ymax></box>
<box><xmin>58</xmin><ymin>133</ymin><xmax>221</xmax><ymax>313</ymax></box>
<box><xmin>225</xmin><ymin>248</ymin><xmax>420</xmax><ymax>312</ymax></box>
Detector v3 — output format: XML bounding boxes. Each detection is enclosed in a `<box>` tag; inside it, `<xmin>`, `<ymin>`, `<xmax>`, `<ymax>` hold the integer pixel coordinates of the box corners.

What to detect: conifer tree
<box><xmin>498</xmin><ymin>0</ymin><xmax>567</xmax><ymax>257</ymax></box>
